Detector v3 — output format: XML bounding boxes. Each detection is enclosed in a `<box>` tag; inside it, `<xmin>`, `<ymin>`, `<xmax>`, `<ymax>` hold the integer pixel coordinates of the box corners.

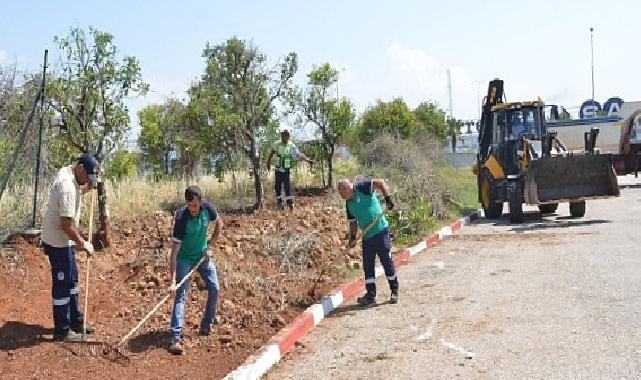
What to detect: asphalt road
<box><xmin>267</xmin><ymin>175</ymin><xmax>641</xmax><ymax>379</ymax></box>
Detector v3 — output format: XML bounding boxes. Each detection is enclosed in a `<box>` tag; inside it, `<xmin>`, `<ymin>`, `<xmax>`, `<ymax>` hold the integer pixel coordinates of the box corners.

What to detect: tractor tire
<box><xmin>509</xmin><ymin>193</ymin><xmax>524</xmax><ymax>223</ymax></box>
<box><xmin>538</xmin><ymin>203</ymin><xmax>559</xmax><ymax>214</ymax></box>
<box><xmin>569</xmin><ymin>201</ymin><xmax>586</xmax><ymax>217</ymax></box>
<box><xmin>507</xmin><ymin>180</ymin><xmax>523</xmax><ymax>224</ymax></box>
<box><xmin>480</xmin><ymin>169</ymin><xmax>503</xmax><ymax>219</ymax></box>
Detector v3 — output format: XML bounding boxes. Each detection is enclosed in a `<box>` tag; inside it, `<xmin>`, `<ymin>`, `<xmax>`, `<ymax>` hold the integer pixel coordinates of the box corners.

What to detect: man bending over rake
<box><xmin>168</xmin><ymin>186</ymin><xmax>224</xmax><ymax>355</ymax></box>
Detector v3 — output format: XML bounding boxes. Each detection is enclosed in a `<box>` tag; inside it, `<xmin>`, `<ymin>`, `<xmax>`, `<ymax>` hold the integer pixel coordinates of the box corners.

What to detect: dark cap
<box><xmin>78</xmin><ymin>153</ymin><xmax>99</xmax><ymax>175</ymax></box>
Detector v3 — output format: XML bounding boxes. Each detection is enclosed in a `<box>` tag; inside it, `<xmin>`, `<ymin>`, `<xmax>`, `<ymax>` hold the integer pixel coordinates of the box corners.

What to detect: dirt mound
<box><xmin>0</xmin><ymin>195</ymin><xmax>364</xmax><ymax>379</ymax></box>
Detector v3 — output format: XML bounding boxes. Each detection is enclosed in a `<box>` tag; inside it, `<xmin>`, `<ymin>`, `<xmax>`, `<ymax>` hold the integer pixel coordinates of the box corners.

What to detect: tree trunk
<box><xmin>327</xmin><ymin>144</ymin><xmax>335</xmax><ymax>189</ymax></box>
<box><xmin>249</xmin><ymin>140</ymin><xmax>262</xmax><ymax>211</ymax></box>
<box><xmin>164</xmin><ymin>151</ymin><xmax>170</xmax><ymax>175</ymax></box>
<box><xmin>96</xmin><ymin>180</ymin><xmax>111</xmax><ymax>249</ymax></box>
<box><xmin>451</xmin><ymin>134</ymin><xmax>456</xmax><ymax>153</ymax></box>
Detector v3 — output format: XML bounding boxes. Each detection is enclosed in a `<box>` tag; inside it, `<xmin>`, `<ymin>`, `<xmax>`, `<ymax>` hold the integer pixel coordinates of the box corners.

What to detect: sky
<box><xmin>2</xmin><ymin>0</ymin><xmax>640</xmax><ymax>143</ymax></box>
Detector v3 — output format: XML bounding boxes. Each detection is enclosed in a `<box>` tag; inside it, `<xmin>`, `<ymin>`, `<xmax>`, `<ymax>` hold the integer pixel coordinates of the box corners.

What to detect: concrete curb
<box><xmin>223</xmin><ymin>209</ymin><xmax>483</xmax><ymax>380</ymax></box>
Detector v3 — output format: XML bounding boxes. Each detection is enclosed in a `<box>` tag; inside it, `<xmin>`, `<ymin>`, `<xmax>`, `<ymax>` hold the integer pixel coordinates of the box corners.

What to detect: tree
<box><xmin>446</xmin><ymin>118</ymin><xmax>463</xmax><ymax>152</ymax></box>
<box><xmin>138</xmin><ymin>98</ymin><xmax>183</xmax><ymax>177</ymax></box>
<box><xmin>201</xmin><ymin>37</ymin><xmax>297</xmax><ymax>210</ymax></box>
<box><xmin>47</xmin><ymin>26</ymin><xmax>148</xmax><ymax>246</ymax></box>
<box><xmin>414</xmin><ymin>101</ymin><xmax>447</xmax><ymax>140</ymax></box>
<box><xmin>300</xmin><ymin>63</ymin><xmax>356</xmax><ymax>188</ymax></box>
<box><xmin>359</xmin><ymin>98</ymin><xmax>418</xmax><ymax>143</ymax></box>
<box><xmin>105</xmin><ymin>149</ymin><xmax>138</xmax><ymax>181</ymax></box>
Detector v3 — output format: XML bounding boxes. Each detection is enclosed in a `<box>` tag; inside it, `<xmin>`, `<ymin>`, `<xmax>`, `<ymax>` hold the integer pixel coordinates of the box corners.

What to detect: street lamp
<box><xmin>590</xmin><ymin>27</ymin><xmax>596</xmax><ymax>118</ymax></box>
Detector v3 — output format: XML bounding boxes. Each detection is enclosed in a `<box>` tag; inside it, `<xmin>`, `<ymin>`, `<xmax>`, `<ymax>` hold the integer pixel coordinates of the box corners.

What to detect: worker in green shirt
<box><xmin>266</xmin><ymin>129</ymin><xmax>314</xmax><ymax>211</ymax></box>
<box><xmin>338</xmin><ymin>178</ymin><xmax>398</xmax><ymax>306</ymax></box>
<box><xmin>168</xmin><ymin>186</ymin><xmax>223</xmax><ymax>355</ymax></box>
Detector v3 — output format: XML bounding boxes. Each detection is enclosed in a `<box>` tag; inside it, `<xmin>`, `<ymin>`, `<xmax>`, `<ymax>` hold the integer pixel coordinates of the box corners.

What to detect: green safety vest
<box><xmin>276</xmin><ymin>143</ymin><xmax>294</xmax><ymax>169</ymax></box>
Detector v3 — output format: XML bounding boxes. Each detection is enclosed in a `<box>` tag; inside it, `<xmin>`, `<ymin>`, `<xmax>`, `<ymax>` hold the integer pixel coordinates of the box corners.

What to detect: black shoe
<box><xmin>53</xmin><ymin>331</ymin><xmax>84</xmax><ymax>342</ymax></box>
<box><xmin>71</xmin><ymin>324</ymin><xmax>95</xmax><ymax>335</ymax></box>
<box><xmin>390</xmin><ymin>289</ymin><xmax>399</xmax><ymax>304</ymax></box>
<box><xmin>357</xmin><ymin>293</ymin><xmax>376</xmax><ymax>307</ymax></box>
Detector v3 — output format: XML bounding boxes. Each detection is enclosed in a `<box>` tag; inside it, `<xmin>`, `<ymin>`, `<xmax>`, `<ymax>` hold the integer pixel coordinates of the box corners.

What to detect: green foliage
<box><xmin>414</xmin><ymin>101</ymin><xmax>447</xmax><ymax>140</ymax></box>
<box><xmin>300</xmin><ymin>63</ymin><xmax>357</xmax><ymax>187</ymax></box>
<box><xmin>138</xmin><ymin>99</ymin><xmax>183</xmax><ymax>176</ymax></box>
<box><xmin>105</xmin><ymin>149</ymin><xmax>138</xmax><ymax>181</ymax></box>
<box><xmin>47</xmin><ymin>26</ymin><xmax>148</xmax><ymax>159</ymax></box>
<box><xmin>387</xmin><ymin>199</ymin><xmax>436</xmax><ymax>245</ymax></box>
<box><xmin>201</xmin><ymin>37</ymin><xmax>298</xmax><ymax>208</ymax></box>
<box><xmin>358</xmin><ymin>98</ymin><xmax>418</xmax><ymax>143</ymax></box>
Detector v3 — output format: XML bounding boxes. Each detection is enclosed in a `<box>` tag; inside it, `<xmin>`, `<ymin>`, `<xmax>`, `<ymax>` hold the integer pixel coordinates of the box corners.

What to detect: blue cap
<box><xmin>78</xmin><ymin>153</ymin><xmax>99</xmax><ymax>175</ymax></box>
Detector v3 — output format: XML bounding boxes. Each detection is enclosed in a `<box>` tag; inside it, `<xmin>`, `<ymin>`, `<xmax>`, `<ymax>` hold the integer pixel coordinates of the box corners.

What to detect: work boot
<box><xmin>168</xmin><ymin>338</ymin><xmax>184</xmax><ymax>355</ymax></box>
<box><xmin>71</xmin><ymin>323</ymin><xmax>96</xmax><ymax>335</ymax></box>
<box><xmin>390</xmin><ymin>289</ymin><xmax>399</xmax><ymax>304</ymax></box>
<box><xmin>357</xmin><ymin>293</ymin><xmax>376</xmax><ymax>307</ymax></box>
<box><xmin>53</xmin><ymin>330</ymin><xmax>84</xmax><ymax>342</ymax></box>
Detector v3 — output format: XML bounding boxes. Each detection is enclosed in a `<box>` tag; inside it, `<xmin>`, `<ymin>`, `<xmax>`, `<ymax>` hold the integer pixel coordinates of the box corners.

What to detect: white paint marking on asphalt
<box><xmin>374</xmin><ymin>266</ymin><xmax>385</xmax><ymax>277</ymax></box>
<box><xmin>431</xmin><ymin>261</ymin><xmax>445</xmax><ymax>270</ymax></box>
<box><xmin>409</xmin><ymin>240</ymin><xmax>427</xmax><ymax>256</ymax></box>
<box><xmin>440</xmin><ymin>339</ymin><xmax>475</xmax><ymax>359</ymax></box>
<box><xmin>416</xmin><ymin>318</ymin><xmax>436</xmax><ymax>341</ymax></box>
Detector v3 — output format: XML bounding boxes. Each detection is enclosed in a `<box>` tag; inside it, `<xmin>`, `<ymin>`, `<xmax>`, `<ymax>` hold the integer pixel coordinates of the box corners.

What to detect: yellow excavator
<box><xmin>473</xmin><ymin>79</ymin><xmax>619</xmax><ymax>223</ymax></box>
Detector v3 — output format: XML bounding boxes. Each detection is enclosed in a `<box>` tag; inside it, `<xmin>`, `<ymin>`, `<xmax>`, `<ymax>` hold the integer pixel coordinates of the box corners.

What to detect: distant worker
<box><xmin>168</xmin><ymin>186</ymin><xmax>223</xmax><ymax>355</ymax></box>
<box><xmin>266</xmin><ymin>130</ymin><xmax>314</xmax><ymax>211</ymax></box>
<box><xmin>41</xmin><ymin>154</ymin><xmax>99</xmax><ymax>342</ymax></box>
<box><xmin>337</xmin><ymin>178</ymin><xmax>398</xmax><ymax>306</ymax></box>
<box><xmin>511</xmin><ymin>114</ymin><xmax>526</xmax><ymax>137</ymax></box>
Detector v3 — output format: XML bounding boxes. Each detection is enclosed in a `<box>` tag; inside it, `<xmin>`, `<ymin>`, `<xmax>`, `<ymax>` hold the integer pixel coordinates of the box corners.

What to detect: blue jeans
<box><xmin>43</xmin><ymin>243</ymin><xmax>84</xmax><ymax>335</ymax></box>
<box><xmin>170</xmin><ymin>257</ymin><xmax>219</xmax><ymax>339</ymax></box>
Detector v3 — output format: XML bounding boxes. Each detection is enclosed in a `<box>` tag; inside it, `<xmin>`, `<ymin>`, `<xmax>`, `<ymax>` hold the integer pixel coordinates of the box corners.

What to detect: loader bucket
<box><xmin>524</xmin><ymin>154</ymin><xmax>620</xmax><ymax>204</ymax></box>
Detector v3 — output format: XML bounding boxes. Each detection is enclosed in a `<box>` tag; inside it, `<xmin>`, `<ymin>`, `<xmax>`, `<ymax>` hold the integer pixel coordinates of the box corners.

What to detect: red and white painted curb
<box><xmin>223</xmin><ymin>209</ymin><xmax>483</xmax><ymax>380</ymax></box>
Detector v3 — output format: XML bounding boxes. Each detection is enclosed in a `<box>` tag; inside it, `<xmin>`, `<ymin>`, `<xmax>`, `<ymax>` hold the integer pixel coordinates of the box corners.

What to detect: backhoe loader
<box><xmin>474</xmin><ymin>79</ymin><xmax>619</xmax><ymax>223</ymax></box>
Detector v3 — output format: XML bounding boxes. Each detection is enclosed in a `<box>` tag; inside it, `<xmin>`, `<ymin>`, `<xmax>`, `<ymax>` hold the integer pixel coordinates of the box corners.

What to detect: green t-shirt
<box><xmin>172</xmin><ymin>201</ymin><xmax>218</xmax><ymax>265</ymax></box>
<box><xmin>345</xmin><ymin>180</ymin><xmax>388</xmax><ymax>240</ymax></box>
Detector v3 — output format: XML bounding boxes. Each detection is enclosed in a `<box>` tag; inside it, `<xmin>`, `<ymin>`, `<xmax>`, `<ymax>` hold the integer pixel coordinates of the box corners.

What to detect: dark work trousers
<box><xmin>43</xmin><ymin>243</ymin><xmax>83</xmax><ymax>336</ymax></box>
<box><xmin>274</xmin><ymin>169</ymin><xmax>293</xmax><ymax>209</ymax></box>
<box><xmin>362</xmin><ymin>227</ymin><xmax>398</xmax><ymax>296</ymax></box>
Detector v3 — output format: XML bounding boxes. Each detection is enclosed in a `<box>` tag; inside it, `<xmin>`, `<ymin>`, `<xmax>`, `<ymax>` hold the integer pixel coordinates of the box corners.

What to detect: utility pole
<box><xmin>31</xmin><ymin>49</ymin><xmax>48</xmax><ymax>229</ymax></box>
<box><xmin>590</xmin><ymin>27</ymin><xmax>596</xmax><ymax>118</ymax></box>
<box><xmin>447</xmin><ymin>68</ymin><xmax>454</xmax><ymax>119</ymax></box>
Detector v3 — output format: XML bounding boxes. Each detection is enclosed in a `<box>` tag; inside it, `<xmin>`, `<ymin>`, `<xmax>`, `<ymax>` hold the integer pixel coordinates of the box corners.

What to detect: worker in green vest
<box><xmin>338</xmin><ymin>178</ymin><xmax>398</xmax><ymax>306</ymax></box>
<box><xmin>266</xmin><ymin>130</ymin><xmax>314</xmax><ymax>210</ymax></box>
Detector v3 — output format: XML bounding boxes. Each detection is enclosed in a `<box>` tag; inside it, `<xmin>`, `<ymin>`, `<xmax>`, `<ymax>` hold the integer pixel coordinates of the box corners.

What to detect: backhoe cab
<box><xmin>475</xmin><ymin>79</ymin><xmax>619</xmax><ymax>223</ymax></box>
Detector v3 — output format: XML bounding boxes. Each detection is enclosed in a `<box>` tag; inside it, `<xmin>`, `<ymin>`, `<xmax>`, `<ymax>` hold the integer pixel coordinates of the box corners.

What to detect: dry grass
<box><xmin>0</xmin><ymin>161</ymin><xmax>344</xmax><ymax>239</ymax></box>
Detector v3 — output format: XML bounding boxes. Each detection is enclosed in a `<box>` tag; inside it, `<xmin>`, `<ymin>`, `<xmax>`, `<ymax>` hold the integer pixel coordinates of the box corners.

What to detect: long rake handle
<box><xmin>117</xmin><ymin>254</ymin><xmax>207</xmax><ymax>347</ymax></box>
<box><xmin>83</xmin><ymin>191</ymin><xmax>95</xmax><ymax>337</ymax></box>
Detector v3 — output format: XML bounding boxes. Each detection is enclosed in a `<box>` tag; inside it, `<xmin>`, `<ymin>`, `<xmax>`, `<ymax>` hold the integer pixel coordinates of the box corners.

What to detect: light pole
<box><xmin>590</xmin><ymin>27</ymin><xmax>596</xmax><ymax>118</ymax></box>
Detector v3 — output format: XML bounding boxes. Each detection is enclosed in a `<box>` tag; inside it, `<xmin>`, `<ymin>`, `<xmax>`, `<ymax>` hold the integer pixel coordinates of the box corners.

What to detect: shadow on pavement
<box><xmin>509</xmin><ymin>218</ymin><xmax>610</xmax><ymax>233</ymax></box>
<box><xmin>328</xmin><ymin>300</ymin><xmax>394</xmax><ymax>318</ymax></box>
<box><xmin>0</xmin><ymin>321</ymin><xmax>52</xmax><ymax>351</ymax></box>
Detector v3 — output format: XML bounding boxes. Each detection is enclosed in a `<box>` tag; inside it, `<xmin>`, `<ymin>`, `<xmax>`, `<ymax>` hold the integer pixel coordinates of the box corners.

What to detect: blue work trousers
<box><xmin>362</xmin><ymin>227</ymin><xmax>399</xmax><ymax>296</ymax></box>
